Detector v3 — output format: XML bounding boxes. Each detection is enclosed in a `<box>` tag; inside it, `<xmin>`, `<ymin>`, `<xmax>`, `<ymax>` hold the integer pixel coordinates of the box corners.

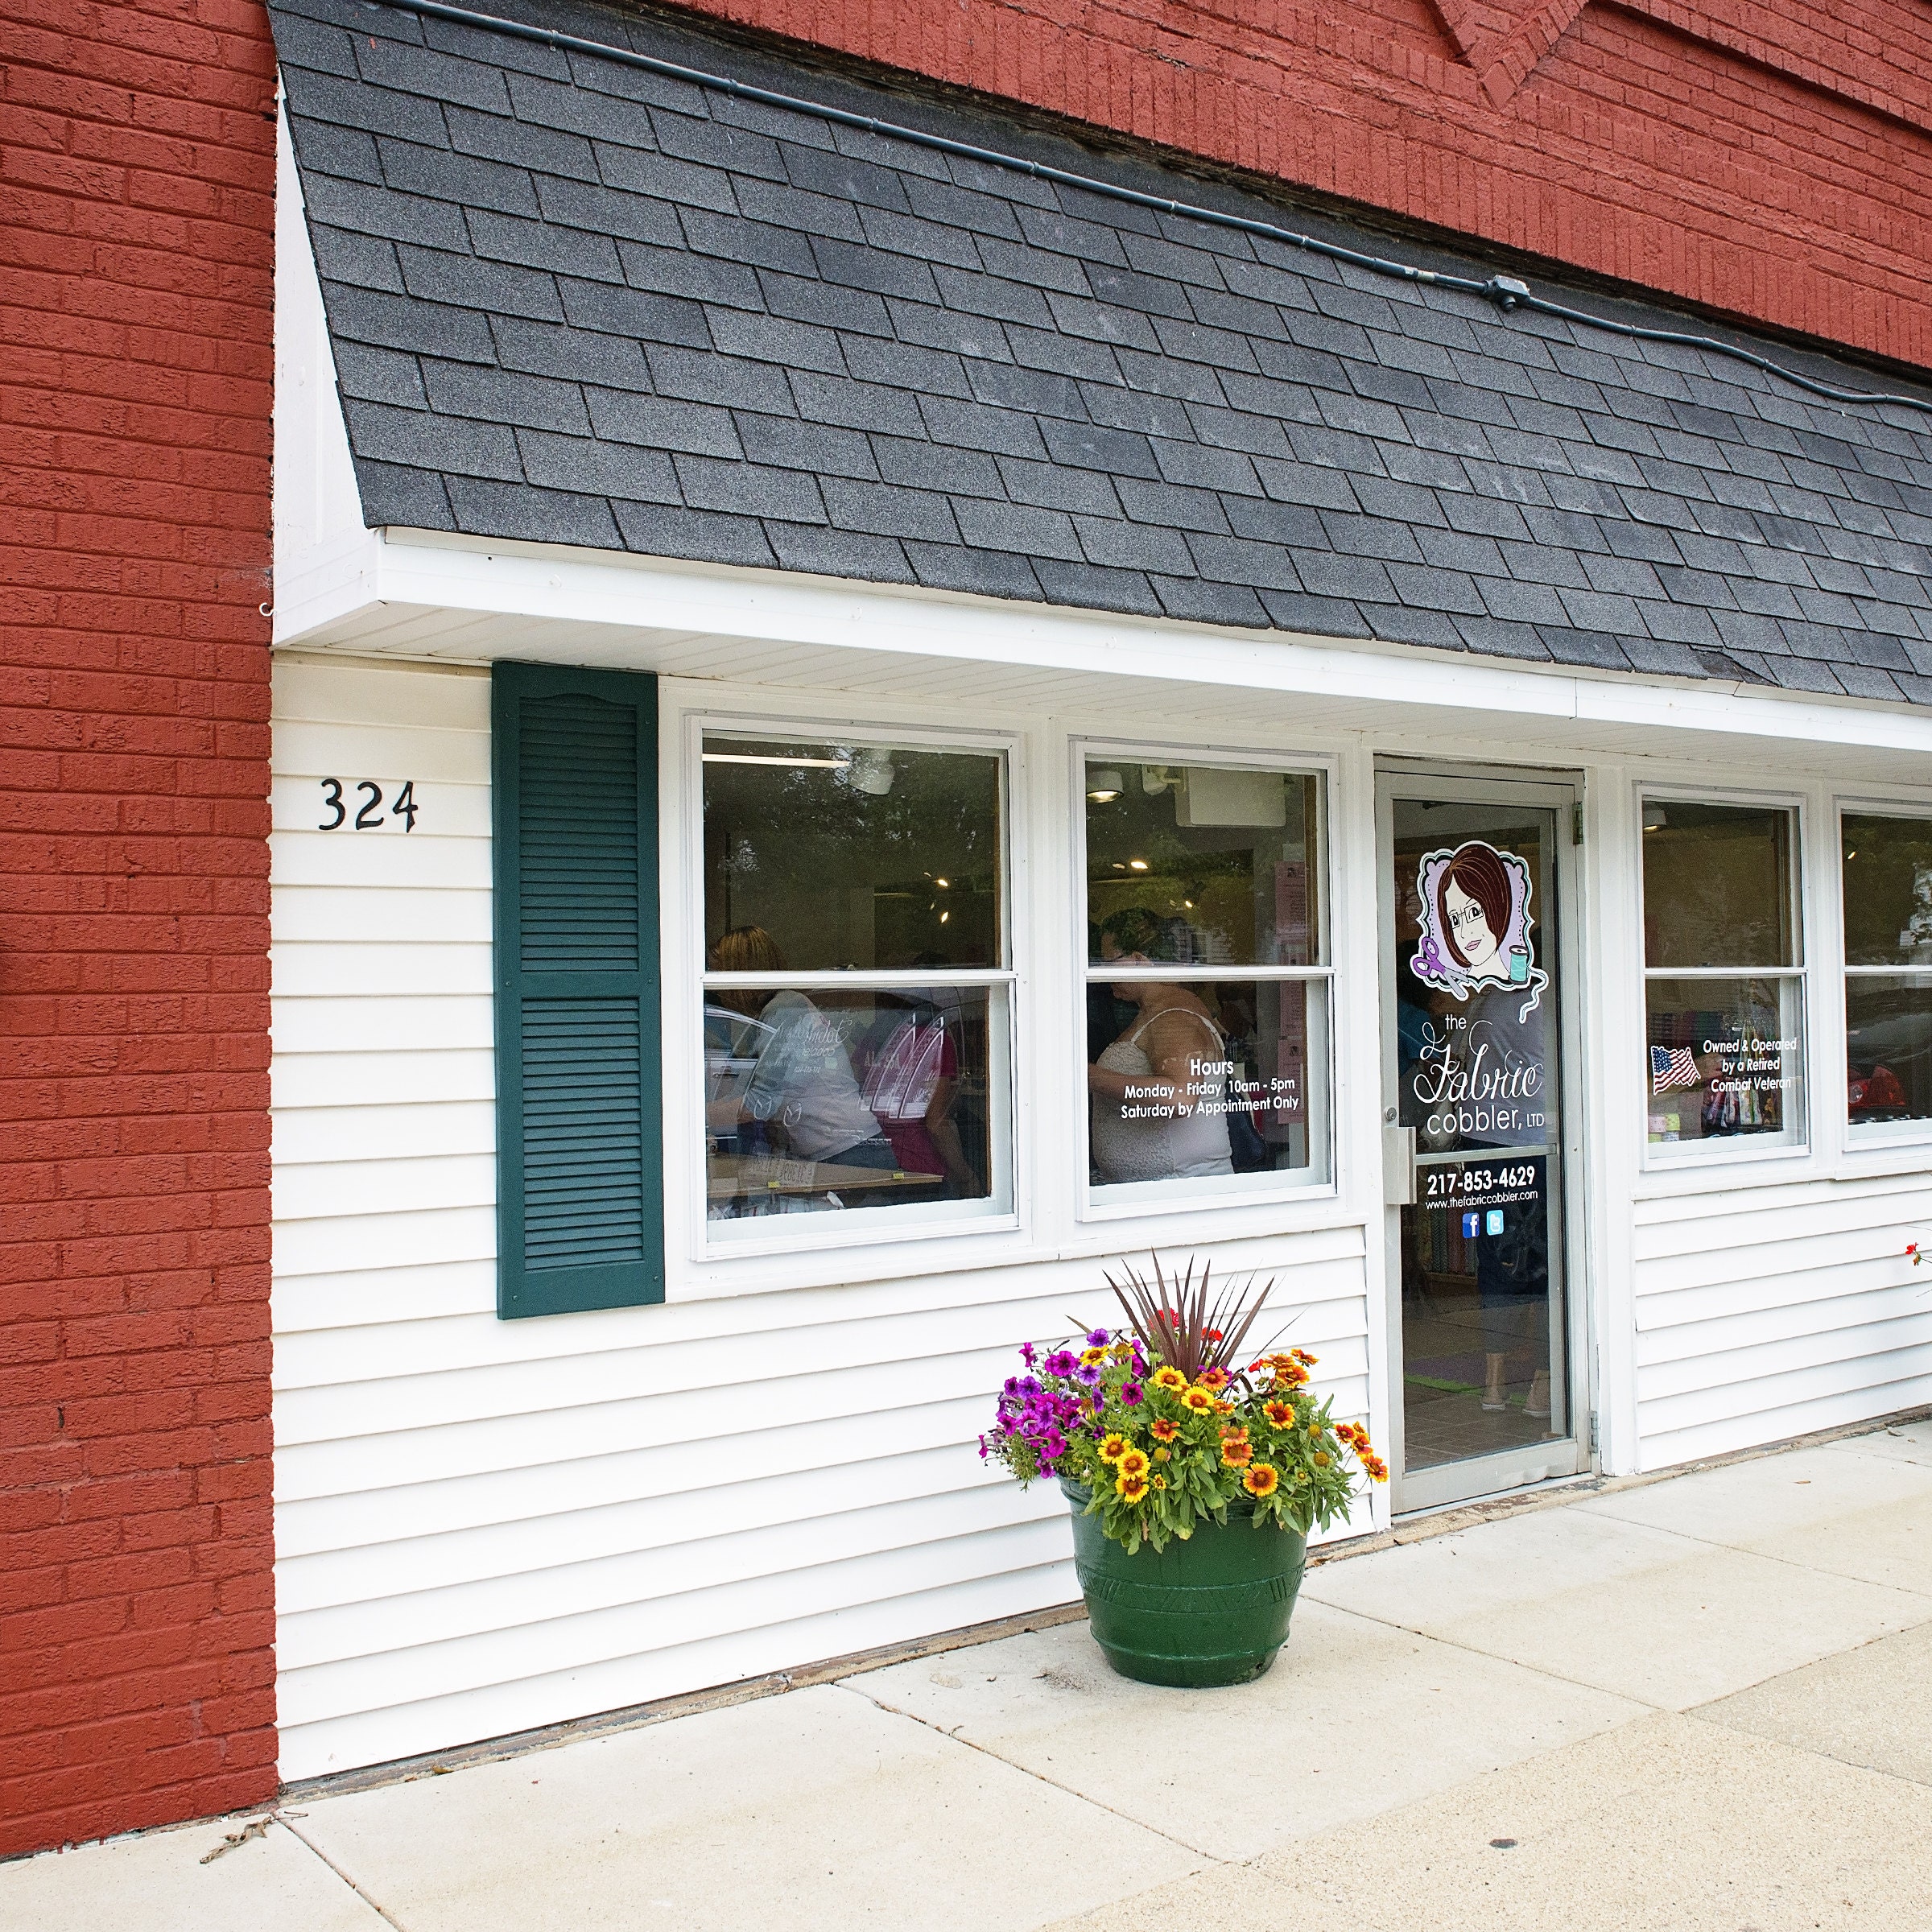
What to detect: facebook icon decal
<box><xmin>1461</xmin><ymin>1212</ymin><xmax>1480</xmax><ymax>1238</ymax></box>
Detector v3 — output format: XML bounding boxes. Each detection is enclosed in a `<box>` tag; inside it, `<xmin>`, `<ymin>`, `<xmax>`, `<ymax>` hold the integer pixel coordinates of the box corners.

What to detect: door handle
<box><xmin>1383</xmin><ymin>1125</ymin><xmax>1416</xmax><ymax>1206</ymax></box>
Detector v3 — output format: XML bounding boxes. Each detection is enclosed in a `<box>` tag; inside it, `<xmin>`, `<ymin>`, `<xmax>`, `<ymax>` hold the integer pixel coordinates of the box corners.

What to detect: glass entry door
<box><xmin>1377</xmin><ymin>770</ymin><xmax>1587</xmax><ymax>1511</ymax></box>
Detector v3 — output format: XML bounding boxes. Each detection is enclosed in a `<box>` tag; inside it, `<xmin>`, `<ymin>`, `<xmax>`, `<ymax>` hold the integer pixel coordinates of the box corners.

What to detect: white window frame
<box><xmin>686</xmin><ymin>708</ymin><xmax>1022</xmax><ymax>1259</ymax></box>
<box><xmin>1837</xmin><ymin>797</ymin><xmax>1932</xmax><ymax>1149</ymax></box>
<box><xmin>1637</xmin><ymin>783</ymin><xmax>1810</xmax><ymax>1170</ymax></box>
<box><xmin>1071</xmin><ymin>737</ymin><xmax>1337</xmax><ymax>1222</ymax></box>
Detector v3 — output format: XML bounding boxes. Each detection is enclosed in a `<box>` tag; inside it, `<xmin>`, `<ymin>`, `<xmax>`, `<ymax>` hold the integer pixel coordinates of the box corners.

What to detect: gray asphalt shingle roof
<box><xmin>272</xmin><ymin>0</ymin><xmax>1932</xmax><ymax>704</ymax></box>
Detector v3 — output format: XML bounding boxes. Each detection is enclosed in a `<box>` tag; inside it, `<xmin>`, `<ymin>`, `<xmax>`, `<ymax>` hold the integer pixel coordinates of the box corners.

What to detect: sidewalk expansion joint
<box><xmin>830</xmin><ymin>1678</ymin><xmax>1224</xmax><ymax>1865</ymax></box>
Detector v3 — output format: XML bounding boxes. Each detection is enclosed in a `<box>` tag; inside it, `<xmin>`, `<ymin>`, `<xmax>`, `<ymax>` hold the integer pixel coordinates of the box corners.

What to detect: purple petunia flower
<box><xmin>1086</xmin><ymin>1327</ymin><xmax>1110</xmax><ymax>1348</ymax></box>
<box><xmin>1121</xmin><ymin>1381</ymin><xmax>1143</xmax><ymax>1406</ymax></box>
<box><xmin>1042</xmin><ymin>1351</ymin><xmax>1077</xmax><ymax>1377</ymax></box>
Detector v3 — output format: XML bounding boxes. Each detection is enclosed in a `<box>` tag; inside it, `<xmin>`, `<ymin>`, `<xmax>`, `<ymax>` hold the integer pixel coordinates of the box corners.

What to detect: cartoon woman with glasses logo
<box><xmin>1413</xmin><ymin>840</ymin><xmax>1548</xmax><ymax>1019</ymax></box>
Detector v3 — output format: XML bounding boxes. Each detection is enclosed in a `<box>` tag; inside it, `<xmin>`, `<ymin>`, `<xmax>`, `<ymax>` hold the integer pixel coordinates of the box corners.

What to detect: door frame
<box><xmin>1375</xmin><ymin>761</ymin><xmax>1595</xmax><ymax>1513</ymax></box>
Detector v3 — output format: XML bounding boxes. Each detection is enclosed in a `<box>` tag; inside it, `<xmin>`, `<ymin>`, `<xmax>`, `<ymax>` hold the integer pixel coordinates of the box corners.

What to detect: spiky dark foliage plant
<box><xmin>1105</xmin><ymin>1253</ymin><xmax>1270</xmax><ymax>1382</ymax></box>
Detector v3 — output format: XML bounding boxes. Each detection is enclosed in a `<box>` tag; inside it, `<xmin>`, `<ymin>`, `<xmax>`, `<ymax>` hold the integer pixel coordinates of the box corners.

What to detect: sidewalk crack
<box><xmin>275</xmin><ymin>1812</ymin><xmax>414</xmax><ymax>1932</ymax></box>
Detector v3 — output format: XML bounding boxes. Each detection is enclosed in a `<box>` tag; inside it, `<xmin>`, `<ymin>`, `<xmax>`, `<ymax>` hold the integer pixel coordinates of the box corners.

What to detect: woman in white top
<box><xmin>706</xmin><ymin>926</ymin><xmax>894</xmax><ymax>1170</ymax></box>
<box><xmin>1088</xmin><ymin>910</ymin><xmax>1233</xmax><ymax>1184</ymax></box>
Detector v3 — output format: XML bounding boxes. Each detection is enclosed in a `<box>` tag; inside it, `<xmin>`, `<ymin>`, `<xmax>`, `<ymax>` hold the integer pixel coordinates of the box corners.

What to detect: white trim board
<box><xmin>271</xmin><ymin>526</ymin><xmax>1932</xmax><ymax>782</ymax></box>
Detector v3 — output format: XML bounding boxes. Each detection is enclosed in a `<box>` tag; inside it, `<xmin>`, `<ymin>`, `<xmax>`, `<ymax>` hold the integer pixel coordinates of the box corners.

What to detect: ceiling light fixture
<box><xmin>1087</xmin><ymin>768</ymin><xmax>1124</xmax><ymax>803</ymax></box>
<box><xmin>703</xmin><ymin>753</ymin><xmax>848</xmax><ymax>768</ymax></box>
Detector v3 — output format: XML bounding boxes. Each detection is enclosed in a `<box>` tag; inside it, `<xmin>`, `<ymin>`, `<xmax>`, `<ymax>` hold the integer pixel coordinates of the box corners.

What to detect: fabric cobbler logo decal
<box><xmin>1410</xmin><ymin>840</ymin><xmax>1548</xmax><ymax>1021</ymax></box>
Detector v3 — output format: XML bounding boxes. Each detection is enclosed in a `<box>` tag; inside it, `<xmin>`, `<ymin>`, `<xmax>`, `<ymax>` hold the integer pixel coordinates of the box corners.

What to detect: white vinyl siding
<box><xmin>1633</xmin><ymin>1173</ymin><xmax>1932</xmax><ymax>1467</ymax></box>
<box><xmin>270</xmin><ymin>654</ymin><xmax>1373</xmax><ymax>1781</ymax></box>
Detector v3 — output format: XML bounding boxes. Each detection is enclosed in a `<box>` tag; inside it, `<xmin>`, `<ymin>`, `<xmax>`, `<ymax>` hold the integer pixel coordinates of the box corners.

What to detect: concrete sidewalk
<box><xmin>10</xmin><ymin>1422</ymin><xmax>1932</xmax><ymax>1932</ymax></box>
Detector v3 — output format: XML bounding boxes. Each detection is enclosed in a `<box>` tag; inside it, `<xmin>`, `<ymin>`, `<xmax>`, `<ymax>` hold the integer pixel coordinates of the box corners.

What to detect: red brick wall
<box><xmin>0</xmin><ymin>0</ymin><xmax>278</xmax><ymax>1856</ymax></box>
<box><xmin>664</xmin><ymin>0</ymin><xmax>1932</xmax><ymax>373</ymax></box>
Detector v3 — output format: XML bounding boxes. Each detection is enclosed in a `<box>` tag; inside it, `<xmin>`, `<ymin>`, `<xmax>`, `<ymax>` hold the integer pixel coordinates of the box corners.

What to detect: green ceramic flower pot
<box><xmin>1061</xmin><ymin>1480</ymin><xmax>1307</xmax><ymax>1687</ymax></box>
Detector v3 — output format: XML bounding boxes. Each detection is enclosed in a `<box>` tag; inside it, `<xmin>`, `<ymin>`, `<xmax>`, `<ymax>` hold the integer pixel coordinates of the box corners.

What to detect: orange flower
<box><xmin>1150</xmin><ymin>1418</ymin><xmax>1179</xmax><ymax>1443</ymax></box>
<box><xmin>1220</xmin><ymin>1438</ymin><xmax>1253</xmax><ymax>1468</ymax></box>
<box><xmin>1116</xmin><ymin>1470</ymin><xmax>1150</xmax><ymax>1503</ymax></box>
<box><xmin>1197</xmin><ymin>1367</ymin><xmax>1230</xmax><ymax>1392</ymax></box>
<box><xmin>1181</xmin><ymin>1387</ymin><xmax>1215</xmax><ymax>1415</ymax></box>
<box><xmin>1277</xmin><ymin>1361</ymin><xmax>1311</xmax><ymax>1388</ymax></box>
<box><xmin>1244</xmin><ymin>1464</ymin><xmax>1280</xmax><ymax>1497</ymax></box>
<box><xmin>1118</xmin><ymin>1447</ymin><xmax>1150</xmax><ymax>1480</ymax></box>
<box><xmin>1291</xmin><ymin>1348</ymin><xmax>1319</xmax><ymax>1368</ymax></box>
<box><xmin>1262</xmin><ymin>1401</ymin><xmax>1294</xmax><ymax>1428</ymax></box>
<box><xmin>1364</xmin><ymin>1455</ymin><xmax>1389</xmax><ymax>1484</ymax></box>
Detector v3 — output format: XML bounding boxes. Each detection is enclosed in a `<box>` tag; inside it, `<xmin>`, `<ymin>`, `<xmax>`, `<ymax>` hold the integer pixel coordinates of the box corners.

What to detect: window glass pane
<box><xmin>704</xmin><ymin>737</ymin><xmax>1001</xmax><ymax>972</ymax></box>
<box><xmin>1644</xmin><ymin>976</ymin><xmax>1804</xmax><ymax>1147</ymax></box>
<box><xmin>705</xmin><ymin>984</ymin><xmax>1004</xmax><ymax>1222</ymax></box>
<box><xmin>1085</xmin><ymin>762</ymin><xmax>1319</xmax><ymax>967</ymax></box>
<box><xmin>1847</xmin><ymin>977</ymin><xmax>1932</xmax><ymax>1126</ymax></box>
<box><xmin>1843</xmin><ymin>813</ymin><xmax>1932</xmax><ymax>967</ymax></box>
<box><xmin>1642</xmin><ymin>801</ymin><xmax>1795</xmax><ymax>968</ymax></box>
<box><xmin>1087</xmin><ymin>976</ymin><xmax>1327</xmax><ymax>1188</ymax></box>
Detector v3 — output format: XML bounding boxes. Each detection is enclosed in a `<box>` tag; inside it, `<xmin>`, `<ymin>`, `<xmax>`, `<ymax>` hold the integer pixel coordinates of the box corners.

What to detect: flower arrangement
<box><xmin>980</xmin><ymin>1254</ymin><xmax>1388</xmax><ymax>1554</ymax></box>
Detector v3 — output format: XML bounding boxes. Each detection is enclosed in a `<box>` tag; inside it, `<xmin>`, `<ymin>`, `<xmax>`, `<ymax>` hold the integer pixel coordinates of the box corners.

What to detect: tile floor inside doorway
<box><xmin>1402</xmin><ymin>1290</ymin><xmax>1560</xmax><ymax>1468</ymax></box>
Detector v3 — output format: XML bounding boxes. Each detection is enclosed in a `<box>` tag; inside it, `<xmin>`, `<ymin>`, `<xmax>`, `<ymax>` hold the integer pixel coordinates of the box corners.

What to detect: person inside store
<box><xmin>1088</xmin><ymin>907</ymin><xmax>1234</xmax><ymax>1184</ymax></box>
<box><xmin>705</xmin><ymin>926</ymin><xmax>899</xmax><ymax>1203</ymax></box>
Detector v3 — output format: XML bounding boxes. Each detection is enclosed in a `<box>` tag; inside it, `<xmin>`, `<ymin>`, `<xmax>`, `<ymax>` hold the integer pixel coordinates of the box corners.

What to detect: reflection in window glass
<box><xmin>1088</xmin><ymin>976</ymin><xmax>1325</xmax><ymax>1184</ymax></box>
<box><xmin>700</xmin><ymin>733</ymin><xmax>1010</xmax><ymax>1241</ymax></box>
<box><xmin>704</xmin><ymin>982</ymin><xmax>1004</xmax><ymax>1221</ymax></box>
<box><xmin>704</xmin><ymin>738</ymin><xmax>1001</xmax><ymax>972</ymax></box>
<box><xmin>1846</xmin><ymin>979</ymin><xmax>1932</xmax><ymax>1125</ymax></box>
<box><xmin>1843</xmin><ymin>814</ymin><xmax>1932</xmax><ymax>1132</ymax></box>
<box><xmin>1642</xmin><ymin>801</ymin><xmax>1794</xmax><ymax>969</ymax></box>
<box><xmin>1642</xmin><ymin>976</ymin><xmax>1802</xmax><ymax>1145</ymax></box>
<box><xmin>1085</xmin><ymin>763</ymin><xmax>1319</xmax><ymax>966</ymax></box>
<box><xmin>1084</xmin><ymin>759</ymin><xmax>1330</xmax><ymax>1199</ymax></box>
<box><xmin>1641</xmin><ymin>799</ymin><xmax>1804</xmax><ymax>1154</ymax></box>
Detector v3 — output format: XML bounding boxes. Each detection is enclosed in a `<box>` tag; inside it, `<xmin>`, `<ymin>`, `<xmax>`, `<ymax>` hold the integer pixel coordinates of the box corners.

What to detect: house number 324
<box><xmin>317</xmin><ymin>778</ymin><xmax>419</xmax><ymax>832</ymax></box>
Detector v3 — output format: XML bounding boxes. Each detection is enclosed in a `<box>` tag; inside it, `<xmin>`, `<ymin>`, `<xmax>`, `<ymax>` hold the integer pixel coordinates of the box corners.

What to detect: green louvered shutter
<box><xmin>493</xmin><ymin>662</ymin><xmax>663</xmax><ymax>1318</ymax></box>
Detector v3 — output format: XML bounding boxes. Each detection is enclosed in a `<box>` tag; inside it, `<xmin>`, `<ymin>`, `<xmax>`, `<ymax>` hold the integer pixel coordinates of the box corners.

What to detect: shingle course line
<box><xmin>274</xmin><ymin>0</ymin><xmax>1932</xmax><ymax>706</ymax></box>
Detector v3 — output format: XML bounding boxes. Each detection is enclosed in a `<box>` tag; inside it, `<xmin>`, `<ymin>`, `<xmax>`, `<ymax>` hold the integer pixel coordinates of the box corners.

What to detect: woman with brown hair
<box><xmin>1436</xmin><ymin>841</ymin><xmax>1518</xmax><ymax>982</ymax></box>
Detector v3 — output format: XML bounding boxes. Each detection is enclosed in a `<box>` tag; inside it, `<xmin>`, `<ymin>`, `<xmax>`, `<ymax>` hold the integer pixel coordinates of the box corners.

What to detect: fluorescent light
<box><xmin>703</xmin><ymin>753</ymin><xmax>848</xmax><ymax>768</ymax></box>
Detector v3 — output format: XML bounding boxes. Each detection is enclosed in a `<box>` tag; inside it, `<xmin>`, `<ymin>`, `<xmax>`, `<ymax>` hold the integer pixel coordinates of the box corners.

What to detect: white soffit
<box><xmin>271</xmin><ymin>524</ymin><xmax>1932</xmax><ymax>779</ymax></box>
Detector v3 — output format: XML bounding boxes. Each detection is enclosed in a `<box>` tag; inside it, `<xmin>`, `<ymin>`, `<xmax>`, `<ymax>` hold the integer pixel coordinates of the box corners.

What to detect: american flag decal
<box><xmin>1651</xmin><ymin>1044</ymin><xmax>1701</xmax><ymax>1094</ymax></box>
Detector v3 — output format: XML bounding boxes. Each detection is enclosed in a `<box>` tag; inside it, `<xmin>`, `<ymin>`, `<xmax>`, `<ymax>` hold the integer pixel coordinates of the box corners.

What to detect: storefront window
<box><xmin>1082</xmin><ymin>758</ymin><xmax>1330</xmax><ymax>1203</ymax></box>
<box><xmin>701</xmin><ymin>734</ymin><xmax>1010</xmax><ymax>1236</ymax></box>
<box><xmin>1641</xmin><ymin>799</ymin><xmax>1805</xmax><ymax>1155</ymax></box>
<box><xmin>1842</xmin><ymin>811</ymin><xmax>1932</xmax><ymax>1135</ymax></box>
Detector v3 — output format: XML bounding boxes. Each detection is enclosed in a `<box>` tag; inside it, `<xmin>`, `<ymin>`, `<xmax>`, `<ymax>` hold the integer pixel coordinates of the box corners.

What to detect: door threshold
<box><xmin>1393</xmin><ymin>1467</ymin><xmax>1599</xmax><ymax>1525</ymax></box>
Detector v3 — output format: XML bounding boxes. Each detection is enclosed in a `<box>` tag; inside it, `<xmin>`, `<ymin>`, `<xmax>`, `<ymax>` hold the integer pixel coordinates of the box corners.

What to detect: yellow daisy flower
<box><xmin>1099</xmin><ymin>1433</ymin><xmax>1128</xmax><ymax>1464</ymax></box>
<box><xmin>1151</xmin><ymin>1366</ymin><xmax>1187</xmax><ymax>1393</ymax></box>
<box><xmin>1116</xmin><ymin>1470</ymin><xmax>1150</xmax><ymax>1503</ymax></box>
<box><xmin>1118</xmin><ymin>1447</ymin><xmax>1150</xmax><ymax>1480</ymax></box>
<box><xmin>1181</xmin><ymin>1387</ymin><xmax>1215</xmax><ymax>1415</ymax></box>
<box><xmin>1244</xmin><ymin>1464</ymin><xmax>1281</xmax><ymax>1497</ymax></box>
